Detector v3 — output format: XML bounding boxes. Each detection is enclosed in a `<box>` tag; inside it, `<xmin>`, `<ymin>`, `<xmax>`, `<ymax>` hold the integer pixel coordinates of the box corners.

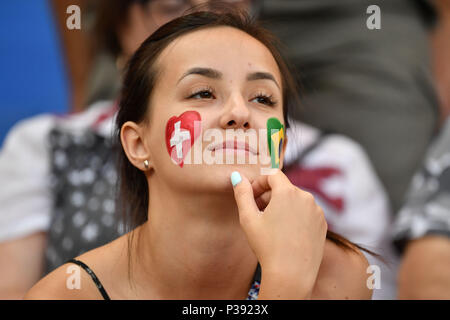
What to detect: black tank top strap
<box><xmin>66</xmin><ymin>258</ymin><xmax>111</xmax><ymax>300</ymax></box>
<box><xmin>253</xmin><ymin>263</ymin><xmax>261</xmax><ymax>283</ymax></box>
<box><xmin>66</xmin><ymin>258</ymin><xmax>261</xmax><ymax>300</ymax></box>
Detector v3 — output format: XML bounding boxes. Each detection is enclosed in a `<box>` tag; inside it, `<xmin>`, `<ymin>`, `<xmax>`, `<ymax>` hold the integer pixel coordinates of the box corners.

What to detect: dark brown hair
<box><xmin>116</xmin><ymin>3</ymin><xmax>380</xmax><ymax>281</ymax></box>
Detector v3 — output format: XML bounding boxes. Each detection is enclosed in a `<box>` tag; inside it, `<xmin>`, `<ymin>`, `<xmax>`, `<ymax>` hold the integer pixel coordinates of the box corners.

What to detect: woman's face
<box><xmin>142</xmin><ymin>26</ymin><xmax>286</xmax><ymax>193</ymax></box>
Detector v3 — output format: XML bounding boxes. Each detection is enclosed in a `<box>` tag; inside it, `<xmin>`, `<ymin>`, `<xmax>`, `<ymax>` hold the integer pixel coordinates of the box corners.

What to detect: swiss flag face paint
<box><xmin>165</xmin><ymin>111</ymin><xmax>202</xmax><ymax>168</ymax></box>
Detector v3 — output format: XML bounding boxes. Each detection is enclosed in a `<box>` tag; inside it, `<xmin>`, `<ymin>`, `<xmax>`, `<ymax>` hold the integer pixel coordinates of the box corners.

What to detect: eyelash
<box><xmin>187</xmin><ymin>87</ymin><xmax>277</xmax><ymax>107</ymax></box>
<box><xmin>254</xmin><ymin>92</ymin><xmax>277</xmax><ymax>107</ymax></box>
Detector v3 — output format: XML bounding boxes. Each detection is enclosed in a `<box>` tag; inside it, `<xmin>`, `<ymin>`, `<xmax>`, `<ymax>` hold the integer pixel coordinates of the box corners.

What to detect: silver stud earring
<box><xmin>144</xmin><ymin>160</ymin><xmax>149</xmax><ymax>169</ymax></box>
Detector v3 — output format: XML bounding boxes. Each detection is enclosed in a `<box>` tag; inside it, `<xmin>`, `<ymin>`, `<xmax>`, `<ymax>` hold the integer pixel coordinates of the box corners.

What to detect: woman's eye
<box><xmin>252</xmin><ymin>94</ymin><xmax>277</xmax><ymax>107</ymax></box>
<box><xmin>189</xmin><ymin>90</ymin><xmax>214</xmax><ymax>99</ymax></box>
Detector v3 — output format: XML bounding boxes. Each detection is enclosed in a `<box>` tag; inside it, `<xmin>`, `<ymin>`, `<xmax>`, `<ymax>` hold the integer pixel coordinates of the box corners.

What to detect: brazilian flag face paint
<box><xmin>267</xmin><ymin>117</ymin><xmax>284</xmax><ymax>169</ymax></box>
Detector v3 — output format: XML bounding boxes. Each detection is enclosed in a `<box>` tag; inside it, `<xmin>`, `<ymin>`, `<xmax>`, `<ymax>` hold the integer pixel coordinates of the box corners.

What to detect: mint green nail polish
<box><xmin>231</xmin><ymin>171</ymin><xmax>242</xmax><ymax>187</ymax></box>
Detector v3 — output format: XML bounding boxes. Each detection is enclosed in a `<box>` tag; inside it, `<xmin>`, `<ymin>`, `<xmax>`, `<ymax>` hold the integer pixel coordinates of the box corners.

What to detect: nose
<box><xmin>219</xmin><ymin>94</ymin><xmax>250</xmax><ymax>129</ymax></box>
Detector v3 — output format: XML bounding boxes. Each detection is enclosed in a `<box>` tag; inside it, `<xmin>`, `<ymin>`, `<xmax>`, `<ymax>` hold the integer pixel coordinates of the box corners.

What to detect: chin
<box><xmin>175</xmin><ymin>163</ymin><xmax>261</xmax><ymax>192</ymax></box>
<box><xmin>207</xmin><ymin>164</ymin><xmax>262</xmax><ymax>189</ymax></box>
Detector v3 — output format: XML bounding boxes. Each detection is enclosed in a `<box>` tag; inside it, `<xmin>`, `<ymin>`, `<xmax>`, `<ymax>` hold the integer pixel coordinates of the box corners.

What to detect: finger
<box><xmin>255</xmin><ymin>190</ymin><xmax>271</xmax><ymax>211</ymax></box>
<box><xmin>251</xmin><ymin>174</ymin><xmax>270</xmax><ymax>199</ymax></box>
<box><xmin>231</xmin><ymin>171</ymin><xmax>260</xmax><ymax>219</ymax></box>
<box><xmin>267</xmin><ymin>169</ymin><xmax>293</xmax><ymax>191</ymax></box>
<box><xmin>252</xmin><ymin>169</ymin><xmax>292</xmax><ymax>198</ymax></box>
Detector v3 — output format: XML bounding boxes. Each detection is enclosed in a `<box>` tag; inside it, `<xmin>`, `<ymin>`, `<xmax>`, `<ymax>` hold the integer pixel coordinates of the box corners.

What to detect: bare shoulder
<box><xmin>23</xmin><ymin>259</ymin><xmax>103</xmax><ymax>300</ymax></box>
<box><xmin>24</xmin><ymin>235</ymin><xmax>127</xmax><ymax>300</ymax></box>
<box><xmin>311</xmin><ymin>239</ymin><xmax>372</xmax><ymax>300</ymax></box>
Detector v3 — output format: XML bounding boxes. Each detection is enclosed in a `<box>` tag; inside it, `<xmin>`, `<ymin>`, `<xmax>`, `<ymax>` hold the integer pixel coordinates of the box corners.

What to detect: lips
<box><xmin>208</xmin><ymin>140</ymin><xmax>258</xmax><ymax>155</ymax></box>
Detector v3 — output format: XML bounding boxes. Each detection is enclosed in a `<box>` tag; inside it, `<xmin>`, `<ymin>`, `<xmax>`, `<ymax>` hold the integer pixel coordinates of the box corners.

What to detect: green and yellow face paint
<box><xmin>266</xmin><ymin>117</ymin><xmax>284</xmax><ymax>169</ymax></box>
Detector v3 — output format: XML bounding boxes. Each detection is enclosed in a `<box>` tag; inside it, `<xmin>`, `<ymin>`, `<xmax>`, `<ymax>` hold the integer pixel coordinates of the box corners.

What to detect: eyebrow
<box><xmin>177</xmin><ymin>67</ymin><xmax>222</xmax><ymax>84</ymax></box>
<box><xmin>247</xmin><ymin>71</ymin><xmax>280</xmax><ymax>89</ymax></box>
<box><xmin>177</xmin><ymin>67</ymin><xmax>280</xmax><ymax>89</ymax></box>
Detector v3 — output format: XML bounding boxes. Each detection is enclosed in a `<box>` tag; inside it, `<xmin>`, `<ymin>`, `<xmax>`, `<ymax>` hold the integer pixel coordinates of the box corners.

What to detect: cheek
<box><xmin>147</xmin><ymin>128</ymin><xmax>165</xmax><ymax>161</ymax></box>
<box><xmin>141</xmin><ymin>116</ymin><xmax>167</xmax><ymax>164</ymax></box>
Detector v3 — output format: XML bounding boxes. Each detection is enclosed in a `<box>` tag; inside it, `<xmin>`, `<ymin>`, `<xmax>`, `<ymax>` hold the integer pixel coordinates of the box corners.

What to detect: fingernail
<box><xmin>231</xmin><ymin>171</ymin><xmax>242</xmax><ymax>187</ymax></box>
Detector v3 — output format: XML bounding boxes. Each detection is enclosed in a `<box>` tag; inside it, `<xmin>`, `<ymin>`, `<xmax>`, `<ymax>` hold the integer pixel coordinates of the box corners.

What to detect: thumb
<box><xmin>231</xmin><ymin>171</ymin><xmax>260</xmax><ymax>223</ymax></box>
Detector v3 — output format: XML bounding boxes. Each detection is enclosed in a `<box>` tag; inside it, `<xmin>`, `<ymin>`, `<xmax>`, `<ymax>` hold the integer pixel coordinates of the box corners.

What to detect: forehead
<box><xmin>155</xmin><ymin>26</ymin><xmax>282</xmax><ymax>84</ymax></box>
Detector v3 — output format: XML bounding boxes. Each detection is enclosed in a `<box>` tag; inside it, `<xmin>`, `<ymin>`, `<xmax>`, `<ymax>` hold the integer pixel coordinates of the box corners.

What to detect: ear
<box><xmin>120</xmin><ymin>121</ymin><xmax>153</xmax><ymax>172</ymax></box>
<box><xmin>279</xmin><ymin>132</ymin><xmax>288</xmax><ymax>170</ymax></box>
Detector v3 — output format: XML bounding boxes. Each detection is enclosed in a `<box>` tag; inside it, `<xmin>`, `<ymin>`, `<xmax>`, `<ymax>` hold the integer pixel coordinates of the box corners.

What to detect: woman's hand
<box><xmin>230</xmin><ymin>169</ymin><xmax>328</xmax><ymax>299</ymax></box>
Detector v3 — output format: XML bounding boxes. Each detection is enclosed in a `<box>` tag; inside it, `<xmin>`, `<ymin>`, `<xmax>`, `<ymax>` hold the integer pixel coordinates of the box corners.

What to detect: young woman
<box><xmin>25</xmin><ymin>6</ymin><xmax>372</xmax><ymax>300</ymax></box>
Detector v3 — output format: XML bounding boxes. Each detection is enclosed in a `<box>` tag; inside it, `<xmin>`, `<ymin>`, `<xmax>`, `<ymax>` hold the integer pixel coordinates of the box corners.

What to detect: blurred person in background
<box><xmin>392</xmin><ymin>0</ymin><xmax>450</xmax><ymax>299</ymax></box>
<box><xmin>431</xmin><ymin>0</ymin><xmax>450</xmax><ymax>125</ymax></box>
<box><xmin>392</xmin><ymin>115</ymin><xmax>450</xmax><ymax>299</ymax></box>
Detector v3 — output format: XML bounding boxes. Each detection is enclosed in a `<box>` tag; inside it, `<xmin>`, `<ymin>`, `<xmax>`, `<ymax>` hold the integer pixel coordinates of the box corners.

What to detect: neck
<box><xmin>130</xmin><ymin>176</ymin><xmax>258</xmax><ymax>299</ymax></box>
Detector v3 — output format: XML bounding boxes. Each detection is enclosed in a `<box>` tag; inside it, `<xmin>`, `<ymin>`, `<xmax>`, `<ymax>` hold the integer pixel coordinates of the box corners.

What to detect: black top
<box><xmin>66</xmin><ymin>258</ymin><xmax>261</xmax><ymax>300</ymax></box>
